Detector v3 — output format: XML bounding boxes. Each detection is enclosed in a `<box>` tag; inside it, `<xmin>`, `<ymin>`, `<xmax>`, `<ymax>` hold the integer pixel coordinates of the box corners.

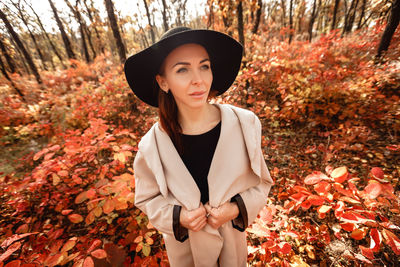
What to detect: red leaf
<box><xmin>370</xmin><ymin>167</ymin><xmax>384</xmax><ymax>182</ymax></box>
<box><xmin>0</xmin><ymin>242</ymin><xmax>21</xmax><ymax>263</ymax></box>
<box><xmin>4</xmin><ymin>260</ymin><xmax>21</xmax><ymax>267</ymax></box>
<box><xmin>83</xmin><ymin>256</ymin><xmax>94</xmax><ymax>267</ymax></box>
<box><xmin>340</xmin><ymin>223</ymin><xmax>355</xmax><ymax>232</ymax></box>
<box><xmin>370</xmin><ymin>228</ymin><xmax>381</xmax><ymax>252</ymax></box>
<box><xmin>91</xmin><ymin>249</ymin><xmax>107</xmax><ymax>259</ymax></box>
<box><xmin>1</xmin><ymin>233</ymin><xmax>37</xmax><ymax>249</ymax></box>
<box><xmin>277</xmin><ymin>242</ymin><xmax>292</xmax><ymax>254</ymax></box>
<box><xmin>364</xmin><ymin>181</ymin><xmax>382</xmax><ymax>199</ymax></box>
<box><xmin>307</xmin><ymin>195</ymin><xmax>325</xmax><ymax>206</ymax></box>
<box><xmin>300</xmin><ymin>199</ymin><xmax>312</xmax><ymax>210</ymax></box>
<box><xmin>382</xmin><ymin>229</ymin><xmax>400</xmax><ymax>255</ymax></box>
<box><xmin>87</xmin><ymin>239</ymin><xmax>102</xmax><ymax>253</ymax></box>
<box><xmin>331</xmin><ymin>166</ymin><xmax>348</xmax><ymax>183</ymax></box>
<box><xmin>359</xmin><ymin>245</ymin><xmax>374</xmax><ymax>260</ymax></box>
<box><xmin>304</xmin><ymin>171</ymin><xmax>329</xmax><ymax>185</ymax></box>
<box><xmin>289</xmin><ymin>192</ymin><xmax>308</xmax><ymax>203</ymax></box>
<box><xmin>314</xmin><ymin>181</ymin><xmax>331</xmax><ymax>195</ymax></box>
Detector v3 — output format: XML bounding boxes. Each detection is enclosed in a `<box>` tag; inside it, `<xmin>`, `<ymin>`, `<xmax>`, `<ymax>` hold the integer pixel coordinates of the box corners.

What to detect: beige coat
<box><xmin>133</xmin><ymin>103</ymin><xmax>273</xmax><ymax>267</ymax></box>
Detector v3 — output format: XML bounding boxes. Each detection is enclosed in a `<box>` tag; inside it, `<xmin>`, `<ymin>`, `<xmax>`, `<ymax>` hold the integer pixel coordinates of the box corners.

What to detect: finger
<box><xmin>190</xmin><ymin>214</ymin><xmax>207</xmax><ymax>228</ymax></box>
<box><xmin>190</xmin><ymin>207</ymin><xmax>206</xmax><ymax>218</ymax></box>
<box><xmin>204</xmin><ymin>204</ymin><xmax>213</xmax><ymax>213</ymax></box>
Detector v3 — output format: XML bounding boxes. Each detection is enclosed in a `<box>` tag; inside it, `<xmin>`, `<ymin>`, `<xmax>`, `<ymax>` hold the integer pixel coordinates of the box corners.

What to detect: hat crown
<box><xmin>160</xmin><ymin>26</ymin><xmax>191</xmax><ymax>40</ymax></box>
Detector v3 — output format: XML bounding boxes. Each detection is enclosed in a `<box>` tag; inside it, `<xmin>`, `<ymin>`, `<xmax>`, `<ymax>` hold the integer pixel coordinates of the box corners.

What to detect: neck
<box><xmin>177</xmin><ymin>103</ymin><xmax>219</xmax><ymax>134</ymax></box>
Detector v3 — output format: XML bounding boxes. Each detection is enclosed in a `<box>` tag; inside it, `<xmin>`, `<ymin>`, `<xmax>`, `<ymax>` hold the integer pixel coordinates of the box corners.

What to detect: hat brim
<box><xmin>124</xmin><ymin>29</ymin><xmax>243</xmax><ymax>107</ymax></box>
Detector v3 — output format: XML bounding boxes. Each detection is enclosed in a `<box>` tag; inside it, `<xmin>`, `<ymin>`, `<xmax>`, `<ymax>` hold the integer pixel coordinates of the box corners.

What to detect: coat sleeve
<box><xmin>133</xmin><ymin>149</ymin><xmax>175</xmax><ymax>236</ymax></box>
<box><xmin>237</xmin><ymin>114</ymin><xmax>274</xmax><ymax>228</ymax></box>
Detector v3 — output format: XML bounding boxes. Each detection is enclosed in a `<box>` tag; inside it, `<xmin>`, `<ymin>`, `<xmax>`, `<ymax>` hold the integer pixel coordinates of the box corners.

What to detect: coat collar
<box><xmin>137</xmin><ymin>103</ymin><xmax>262</xmax><ymax>209</ymax></box>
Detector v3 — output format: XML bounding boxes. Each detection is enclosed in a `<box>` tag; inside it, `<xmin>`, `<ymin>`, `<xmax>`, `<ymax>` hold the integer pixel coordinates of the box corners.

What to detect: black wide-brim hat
<box><xmin>124</xmin><ymin>27</ymin><xmax>243</xmax><ymax>107</ymax></box>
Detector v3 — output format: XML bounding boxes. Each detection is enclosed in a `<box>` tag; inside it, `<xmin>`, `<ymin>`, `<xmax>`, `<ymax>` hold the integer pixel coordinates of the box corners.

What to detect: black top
<box><xmin>179</xmin><ymin>121</ymin><xmax>221</xmax><ymax>204</ymax></box>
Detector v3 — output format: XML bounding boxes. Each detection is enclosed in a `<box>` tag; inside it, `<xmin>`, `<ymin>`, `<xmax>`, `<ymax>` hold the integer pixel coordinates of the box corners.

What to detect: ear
<box><xmin>155</xmin><ymin>74</ymin><xmax>169</xmax><ymax>93</ymax></box>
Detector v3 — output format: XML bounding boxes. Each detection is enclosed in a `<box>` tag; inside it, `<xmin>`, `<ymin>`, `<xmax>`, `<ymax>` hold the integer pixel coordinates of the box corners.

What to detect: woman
<box><xmin>124</xmin><ymin>27</ymin><xmax>273</xmax><ymax>267</ymax></box>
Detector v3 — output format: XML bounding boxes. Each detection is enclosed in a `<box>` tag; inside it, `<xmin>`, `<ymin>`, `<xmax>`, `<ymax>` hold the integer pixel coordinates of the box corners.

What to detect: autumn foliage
<box><xmin>0</xmin><ymin>24</ymin><xmax>399</xmax><ymax>266</ymax></box>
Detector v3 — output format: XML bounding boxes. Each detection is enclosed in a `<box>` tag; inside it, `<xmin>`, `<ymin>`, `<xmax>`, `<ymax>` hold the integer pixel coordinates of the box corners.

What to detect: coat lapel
<box><xmin>154</xmin><ymin>122</ymin><xmax>201</xmax><ymax>210</ymax></box>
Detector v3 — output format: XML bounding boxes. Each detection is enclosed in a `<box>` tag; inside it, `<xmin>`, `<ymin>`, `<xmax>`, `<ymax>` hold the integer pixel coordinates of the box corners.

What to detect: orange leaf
<box><xmin>331</xmin><ymin>166</ymin><xmax>348</xmax><ymax>183</ymax></box>
<box><xmin>102</xmin><ymin>198</ymin><xmax>115</xmax><ymax>214</ymax></box>
<box><xmin>75</xmin><ymin>191</ymin><xmax>88</xmax><ymax>204</ymax></box>
<box><xmin>86</xmin><ymin>188</ymin><xmax>96</xmax><ymax>199</ymax></box>
<box><xmin>91</xmin><ymin>249</ymin><xmax>107</xmax><ymax>259</ymax></box>
<box><xmin>68</xmin><ymin>214</ymin><xmax>83</xmax><ymax>224</ymax></box>
<box><xmin>351</xmin><ymin>229</ymin><xmax>367</xmax><ymax>240</ymax></box>
<box><xmin>57</xmin><ymin>170</ymin><xmax>69</xmax><ymax>177</ymax></box>
<box><xmin>61</xmin><ymin>238</ymin><xmax>77</xmax><ymax>253</ymax></box>
<box><xmin>87</xmin><ymin>239</ymin><xmax>102</xmax><ymax>253</ymax></box>
<box><xmin>134</xmin><ymin>236</ymin><xmax>143</xmax><ymax>243</ymax></box>
<box><xmin>61</xmin><ymin>209</ymin><xmax>73</xmax><ymax>215</ymax></box>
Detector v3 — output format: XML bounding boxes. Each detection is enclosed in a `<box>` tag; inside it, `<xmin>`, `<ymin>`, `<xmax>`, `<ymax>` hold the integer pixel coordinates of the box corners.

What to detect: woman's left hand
<box><xmin>204</xmin><ymin>202</ymin><xmax>239</xmax><ymax>229</ymax></box>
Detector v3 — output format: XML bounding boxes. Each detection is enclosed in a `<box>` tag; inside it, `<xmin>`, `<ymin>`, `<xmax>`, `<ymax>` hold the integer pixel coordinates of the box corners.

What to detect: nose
<box><xmin>191</xmin><ymin>69</ymin><xmax>203</xmax><ymax>85</ymax></box>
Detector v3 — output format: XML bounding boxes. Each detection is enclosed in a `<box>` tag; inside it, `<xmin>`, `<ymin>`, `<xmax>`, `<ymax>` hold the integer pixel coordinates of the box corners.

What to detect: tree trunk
<box><xmin>104</xmin><ymin>0</ymin><xmax>126</xmax><ymax>63</ymax></box>
<box><xmin>0</xmin><ymin>55</ymin><xmax>25</xmax><ymax>100</ymax></box>
<box><xmin>143</xmin><ymin>0</ymin><xmax>155</xmax><ymax>43</ymax></box>
<box><xmin>207</xmin><ymin>0</ymin><xmax>214</xmax><ymax>29</ymax></box>
<box><xmin>0</xmin><ymin>36</ymin><xmax>17</xmax><ymax>73</ymax></box>
<box><xmin>331</xmin><ymin>0</ymin><xmax>340</xmax><ymax>31</ymax></box>
<box><xmin>289</xmin><ymin>0</ymin><xmax>294</xmax><ymax>43</ymax></box>
<box><xmin>64</xmin><ymin>0</ymin><xmax>91</xmax><ymax>62</ymax></box>
<box><xmin>0</xmin><ymin>8</ymin><xmax>42</xmax><ymax>84</ymax></box>
<box><xmin>26</xmin><ymin>0</ymin><xmax>66</xmax><ymax>69</ymax></box>
<box><xmin>161</xmin><ymin>0</ymin><xmax>169</xmax><ymax>32</ymax></box>
<box><xmin>347</xmin><ymin>0</ymin><xmax>360</xmax><ymax>32</ymax></box>
<box><xmin>83</xmin><ymin>0</ymin><xmax>105</xmax><ymax>54</ymax></box>
<box><xmin>237</xmin><ymin>1</ymin><xmax>245</xmax><ymax>54</ymax></box>
<box><xmin>281</xmin><ymin>0</ymin><xmax>286</xmax><ymax>27</ymax></box>
<box><xmin>308</xmin><ymin>0</ymin><xmax>317</xmax><ymax>42</ymax></box>
<box><xmin>376</xmin><ymin>0</ymin><xmax>400</xmax><ymax>58</ymax></box>
<box><xmin>357</xmin><ymin>0</ymin><xmax>367</xmax><ymax>29</ymax></box>
<box><xmin>13</xmin><ymin>1</ymin><xmax>48</xmax><ymax>71</ymax></box>
<box><xmin>342</xmin><ymin>0</ymin><xmax>358</xmax><ymax>34</ymax></box>
<box><xmin>252</xmin><ymin>0</ymin><xmax>263</xmax><ymax>34</ymax></box>
<box><xmin>48</xmin><ymin>0</ymin><xmax>76</xmax><ymax>60</ymax></box>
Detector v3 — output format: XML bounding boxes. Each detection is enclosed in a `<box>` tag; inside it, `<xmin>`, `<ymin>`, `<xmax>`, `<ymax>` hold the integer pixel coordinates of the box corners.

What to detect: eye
<box><xmin>177</xmin><ymin>67</ymin><xmax>187</xmax><ymax>73</ymax></box>
<box><xmin>201</xmin><ymin>64</ymin><xmax>210</xmax><ymax>70</ymax></box>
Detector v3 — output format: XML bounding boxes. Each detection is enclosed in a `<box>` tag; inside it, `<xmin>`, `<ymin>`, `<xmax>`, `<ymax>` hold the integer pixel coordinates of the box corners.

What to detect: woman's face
<box><xmin>156</xmin><ymin>43</ymin><xmax>213</xmax><ymax>110</ymax></box>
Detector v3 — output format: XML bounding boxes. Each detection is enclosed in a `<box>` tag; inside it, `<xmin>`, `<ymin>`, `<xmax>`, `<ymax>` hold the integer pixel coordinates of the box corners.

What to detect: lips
<box><xmin>190</xmin><ymin>91</ymin><xmax>205</xmax><ymax>96</ymax></box>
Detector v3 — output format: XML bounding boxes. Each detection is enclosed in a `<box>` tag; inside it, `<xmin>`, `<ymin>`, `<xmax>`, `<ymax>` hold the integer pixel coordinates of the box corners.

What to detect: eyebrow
<box><xmin>171</xmin><ymin>58</ymin><xmax>210</xmax><ymax>69</ymax></box>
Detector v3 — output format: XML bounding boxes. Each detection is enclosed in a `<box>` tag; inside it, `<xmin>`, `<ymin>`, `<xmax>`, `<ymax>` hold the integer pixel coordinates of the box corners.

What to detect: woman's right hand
<box><xmin>179</xmin><ymin>204</ymin><xmax>207</xmax><ymax>232</ymax></box>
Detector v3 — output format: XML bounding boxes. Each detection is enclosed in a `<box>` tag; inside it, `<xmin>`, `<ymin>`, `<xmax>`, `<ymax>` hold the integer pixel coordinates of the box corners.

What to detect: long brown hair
<box><xmin>157</xmin><ymin>82</ymin><xmax>218</xmax><ymax>156</ymax></box>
